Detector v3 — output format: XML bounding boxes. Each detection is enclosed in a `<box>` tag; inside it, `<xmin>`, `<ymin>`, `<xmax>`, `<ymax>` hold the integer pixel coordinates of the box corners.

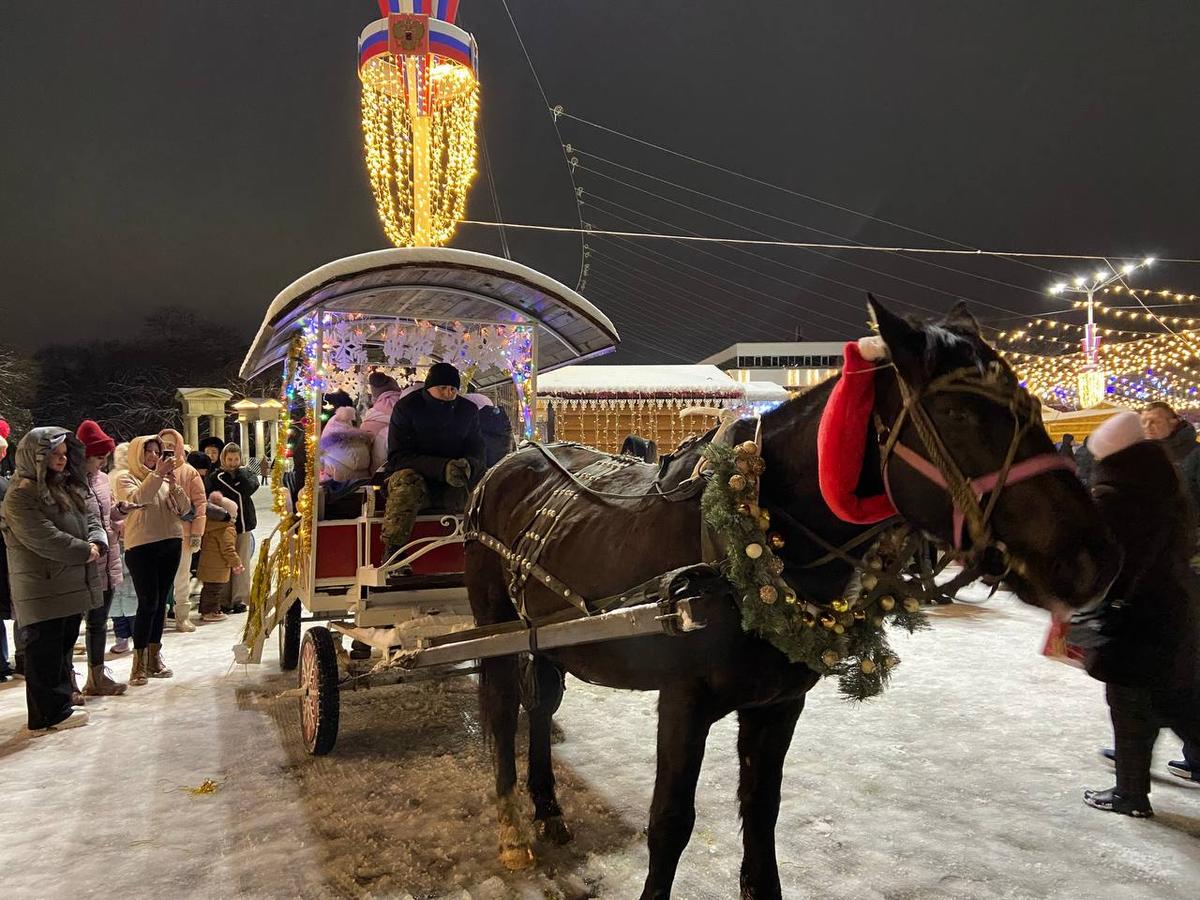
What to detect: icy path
<box><xmin>1</xmin><ymin>544</ymin><xmax>1197</xmax><ymax>897</ymax></box>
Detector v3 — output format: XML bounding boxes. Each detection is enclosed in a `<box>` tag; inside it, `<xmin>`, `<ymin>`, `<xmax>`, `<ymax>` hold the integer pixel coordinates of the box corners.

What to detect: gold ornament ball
<box><xmin>821</xmin><ymin>649</ymin><xmax>840</xmax><ymax>668</ymax></box>
<box><xmin>749</xmin><ymin>456</ymin><xmax>766</xmax><ymax>475</ymax></box>
<box><xmin>833</xmin><ymin>623</ymin><xmax>845</xmax><ymax>634</ymax></box>
<box><xmin>784</xmin><ymin>588</ymin><xmax>799</xmax><ymax>605</ymax></box>
<box><xmin>831</xmin><ymin>598</ymin><xmax>850</xmax><ymax>613</ymax></box>
<box><xmin>873</xmin><ymin>616</ymin><xmax>885</xmax><ymax>628</ymax></box>
<box><xmin>736</xmin><ymin>502</ymin><xmax>753</xmax><ymax>516</ymax></box>
<box><xmin>862</xmin><ymin>573</ymin><xmax>878</xmax><ymax>591</ymax></box>
<box><xmin>878</xmin><ymin>595</ymin><xmax>896</xmax><ymax>612</ymax></box>
<box><xmin>865</xmin><ymin>554</ymin><xmax>883</xmax><ymax>570</ymax></box>
<box><xmin>739</xmin><ymin>440</ymin><xmax>759</xmax><ymax>457</ymax></box>
<box><xmin>735</xmin><ymin>458</ymin><xmax>751</xmax><ymax>474</ymax></box>
<box><xmin>768</xmin><ymin>557</ymin><xmax>785</xmax><ymax>575</ymax></box>
<box><xmin>853</xmin><ymin>609</ymin><xmax>867</xmax><ymax>622</ymax></box>
<box><xmin>759</xmin><ymin>584</ymin><xmax>778</xmax><ymax>604</ymax></box>
<box><xmin>819</xmin><ymin>613</ymin><xmax>837</xmax><ymax>630</ymax></box>
<box><xmin>768</xmin><ymin>532</ymin><xmax>786</xmax><ymax>550</ymax></box>
<box><xmin>745</xmin><ymin>543</ymin><xmax>764</xmax><ymax>559</ymax></box>
<box><xmin>860</xmin><ymin>658</ymin><xmax>876</xmax><ymax>675</ymax></box>
<box><xmin>801</xmin><ymin>610</ymin><xmax>816</xmax><ymax>627</ymax></box>
<box><xmin>728</xmin><ymin>473</ymin><xmax>747</xmax><ymax>492</ymax></box>
<box><xmin>903</xmin><ymin>597</ymin><xmax>921</xmax><ymax>613</ymax></box>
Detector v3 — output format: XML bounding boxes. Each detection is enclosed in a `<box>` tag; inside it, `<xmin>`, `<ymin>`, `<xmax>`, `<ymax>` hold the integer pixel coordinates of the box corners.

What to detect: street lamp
<box><xmin>1048</xmin><ymin>258</ymin><xmax>1153</xmax><ymax>407</ymax></box>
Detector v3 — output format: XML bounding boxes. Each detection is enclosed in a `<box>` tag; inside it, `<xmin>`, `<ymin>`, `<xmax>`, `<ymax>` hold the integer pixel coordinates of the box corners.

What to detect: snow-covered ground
<box><xmin>1</xmin><ymin>531</ymin><xmax>1197</xmax><ymax>898</ymax></box>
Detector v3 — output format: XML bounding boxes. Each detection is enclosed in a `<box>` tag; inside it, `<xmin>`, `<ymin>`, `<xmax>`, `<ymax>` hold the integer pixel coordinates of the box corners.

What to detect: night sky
<box><xmin>2</xmin><ymin>2</ymin><xmax>1198</xmax><ymax>362</ymax></box>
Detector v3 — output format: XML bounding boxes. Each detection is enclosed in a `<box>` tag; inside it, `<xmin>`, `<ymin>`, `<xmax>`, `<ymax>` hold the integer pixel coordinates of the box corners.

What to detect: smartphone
<box><xmin>162</xmin><ymin>449</ymin><xmax>175</xmax><ymax>459</ymax></box>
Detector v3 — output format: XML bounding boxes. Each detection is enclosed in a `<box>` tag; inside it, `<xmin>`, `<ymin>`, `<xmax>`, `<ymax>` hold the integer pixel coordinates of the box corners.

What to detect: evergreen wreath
<box><xmin>700</xmin><ymin>440</ymin><xmax>928</xmax><ymax>700</ymax></box>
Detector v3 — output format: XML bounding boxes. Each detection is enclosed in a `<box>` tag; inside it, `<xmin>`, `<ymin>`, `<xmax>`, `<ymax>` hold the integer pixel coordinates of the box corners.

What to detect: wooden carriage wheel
<box><xmin>299</xmin><ymin>627</ymin><xmax>340</xmax><ymax>756</ymax></box>
<box><xmin>278</xmin><ymin>599</ymin><xmax>301</xmax><ymax>671</ymax></box>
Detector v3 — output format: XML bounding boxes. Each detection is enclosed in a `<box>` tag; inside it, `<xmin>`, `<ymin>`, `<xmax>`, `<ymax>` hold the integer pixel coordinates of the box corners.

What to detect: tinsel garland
<box><xmin>700</xmin><ymin>440</ymin><xmax>928</xmax><ymax>700</ymax></box>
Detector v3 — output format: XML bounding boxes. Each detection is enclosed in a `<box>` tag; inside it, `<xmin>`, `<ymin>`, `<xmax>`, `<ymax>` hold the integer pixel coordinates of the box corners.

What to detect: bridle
<box><xmin>875</xmin><ymin>360</ymin><xmax>1074</xmax><ymax>570</ymax></box>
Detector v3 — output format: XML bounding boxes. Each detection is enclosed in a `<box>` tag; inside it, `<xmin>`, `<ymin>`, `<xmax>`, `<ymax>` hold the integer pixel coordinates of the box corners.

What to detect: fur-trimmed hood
<box><xmin>12</xmin><ymin>426</ymin><xmax>89</xmax><ymax>508</ymax></box>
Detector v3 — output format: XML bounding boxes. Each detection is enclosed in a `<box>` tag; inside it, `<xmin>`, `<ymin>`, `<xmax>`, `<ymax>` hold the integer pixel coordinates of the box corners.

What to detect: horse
<box><xmin>463</xmin><ymin>297</ymin><xmax>1118</xmax><ymax>899</ymax></box>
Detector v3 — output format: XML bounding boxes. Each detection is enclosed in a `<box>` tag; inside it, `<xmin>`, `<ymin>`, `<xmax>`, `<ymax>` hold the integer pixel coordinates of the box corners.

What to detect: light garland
<box><xmin>358</xmin><ymin>9</ymin><xmax>479</xmax><ymax>248</ymax></box>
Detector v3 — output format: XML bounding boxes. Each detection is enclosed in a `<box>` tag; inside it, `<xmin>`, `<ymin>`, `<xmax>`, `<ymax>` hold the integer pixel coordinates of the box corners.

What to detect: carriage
<box><xmin>234</xmin><ymin>247</ymin><xmax>708</xmax><ymax>755</ymax></box>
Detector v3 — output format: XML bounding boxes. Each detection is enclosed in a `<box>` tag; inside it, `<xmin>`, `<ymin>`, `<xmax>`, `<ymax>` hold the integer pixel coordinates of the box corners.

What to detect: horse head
<box><xmin>867</xmin><ymin>296</ymin><xmax>1118</xmax><ymax>613</ymax></box>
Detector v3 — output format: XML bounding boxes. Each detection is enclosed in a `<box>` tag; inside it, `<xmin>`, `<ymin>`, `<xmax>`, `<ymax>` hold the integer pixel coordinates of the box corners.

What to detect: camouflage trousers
<box><xmin>382</xmin><ymin>469</ymin><xmax>430</xmax><ymax>553</ymax></box>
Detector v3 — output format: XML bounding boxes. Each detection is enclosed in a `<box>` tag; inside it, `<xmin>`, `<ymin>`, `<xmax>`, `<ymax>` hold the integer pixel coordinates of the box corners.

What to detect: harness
<box><xmin>876</xmin><ymin>361</ymin><xmax>1074</xmax><ymax>565</ymax></box>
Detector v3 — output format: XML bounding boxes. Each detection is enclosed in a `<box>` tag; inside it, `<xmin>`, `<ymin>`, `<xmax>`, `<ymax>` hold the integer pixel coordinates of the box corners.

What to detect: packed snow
<box><xmin>1</xmin><ymin>528</ymin><xmax>1197</xmax><ymax>898</ymax></box>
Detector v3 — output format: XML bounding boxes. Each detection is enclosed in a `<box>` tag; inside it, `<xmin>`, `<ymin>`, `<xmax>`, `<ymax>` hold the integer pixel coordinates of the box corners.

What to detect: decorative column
<box><xmin>213</xmin><ymin>414</ymin><xmax>226</xmax><ymax>441</ymax></box>
<box><xmin>240</xmin><ymin>420</ymin><xmax>251</xmax><ymax>453</ymax></box>
<box><xmin>184</xmin><ymin>415</ymin><xmax>200</xmax><ymax>451</ymax></box>
<box><xmin>254</xmin><ymin>420</ymin><xmax>266</xmax><ymax>460</ymax></box>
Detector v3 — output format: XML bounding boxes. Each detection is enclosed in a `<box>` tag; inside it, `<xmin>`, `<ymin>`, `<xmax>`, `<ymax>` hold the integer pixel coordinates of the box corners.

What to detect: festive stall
<box><xmin>537</xmin><ymin>365</ymin><xmax>791</xmax><ymax>454</ymax></box>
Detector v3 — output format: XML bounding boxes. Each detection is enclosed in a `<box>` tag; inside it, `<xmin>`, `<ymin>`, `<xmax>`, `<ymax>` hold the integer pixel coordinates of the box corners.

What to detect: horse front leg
<box><xmin>524</xmin><ymin>654</ymin><xmax>572</xmax><ymax>844</ymax></box>
<box><xmin>640</xmin><ymin>683</ymin><xmax>717</xmax><ymax>900</ymax></box>
<box><xmin>737</xmin><ymin>697</ymin><xmax>804</xmax><ymax>900</ymax></box>
<box><xmin>481</xmin><ymin>653</ymin><xmax>535</xmax><ymax>870</ymax></box>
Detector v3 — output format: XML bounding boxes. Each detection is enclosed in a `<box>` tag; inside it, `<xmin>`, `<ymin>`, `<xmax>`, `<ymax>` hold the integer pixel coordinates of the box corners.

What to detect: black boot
<box><xmin>1083</xmin><ymin>787</ymin><xmax>1153</xmax><ymax>818</ymax></box>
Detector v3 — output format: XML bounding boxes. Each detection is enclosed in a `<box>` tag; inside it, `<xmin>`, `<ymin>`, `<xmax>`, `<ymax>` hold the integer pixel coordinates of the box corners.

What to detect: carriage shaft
<box><xmin>404</xmin><ymin>598</ymin><xmax>703</xmax><ymax>669</ymax></box>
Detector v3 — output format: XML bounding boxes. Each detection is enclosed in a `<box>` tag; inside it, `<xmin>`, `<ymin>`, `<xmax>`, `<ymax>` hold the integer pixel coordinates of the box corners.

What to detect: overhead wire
<box><xmin>556</xmin><ymin>110</ymin><xmax>1066</xmax><ymax>277</ymax></box>
<box><xmin>573</xmin><ymin>148</ymin><xmax>1051</xmax><ymax>301</ymax></box>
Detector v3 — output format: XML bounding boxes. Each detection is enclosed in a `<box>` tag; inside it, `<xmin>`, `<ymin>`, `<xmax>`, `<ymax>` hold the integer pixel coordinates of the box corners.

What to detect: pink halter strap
<box><xmin>886</xmin><ymin>442</ymin><xmax>1076</xmax><ymax>550</ymax></box>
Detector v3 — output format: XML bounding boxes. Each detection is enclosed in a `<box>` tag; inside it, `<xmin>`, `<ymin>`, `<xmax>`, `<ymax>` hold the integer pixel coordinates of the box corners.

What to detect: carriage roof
<box><xmin>239</xmin><ymin>248</ymin><xmax>619</xmax><ymax>383</ymax></box>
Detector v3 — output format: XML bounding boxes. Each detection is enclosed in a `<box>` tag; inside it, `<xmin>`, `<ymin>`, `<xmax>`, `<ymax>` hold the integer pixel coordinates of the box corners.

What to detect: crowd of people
<box><xmin>0</xmin><ymin>415</ymin><xmax>258</xmax><ymax>730</ymax></box>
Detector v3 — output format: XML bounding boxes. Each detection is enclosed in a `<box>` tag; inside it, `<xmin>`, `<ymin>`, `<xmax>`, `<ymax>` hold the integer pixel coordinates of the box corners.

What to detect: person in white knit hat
<box><xmin>1076</xmin><ymin>411</ymin><xmax>1200</xmax><ymax>817</ymax></box>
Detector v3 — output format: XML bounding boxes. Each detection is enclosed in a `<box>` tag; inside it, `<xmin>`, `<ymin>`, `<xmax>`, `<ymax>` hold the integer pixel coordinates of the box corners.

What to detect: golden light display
<box><xmin>358</xmin><ymin>9</ymin><xmax>480</xmax><ymax>248</ymax></box>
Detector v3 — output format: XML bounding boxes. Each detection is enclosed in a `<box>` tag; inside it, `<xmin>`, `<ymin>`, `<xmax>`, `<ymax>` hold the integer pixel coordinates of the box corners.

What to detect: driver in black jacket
<box><xmin>382</xmin><ymin>362</ymin><xmax>484</xmax><ymax>559</ymax></box>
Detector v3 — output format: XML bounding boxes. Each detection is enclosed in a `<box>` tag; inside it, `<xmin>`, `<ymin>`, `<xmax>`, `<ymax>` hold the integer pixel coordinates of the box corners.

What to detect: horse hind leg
<box><xmin>523</xmin><ymin>654</ymin><xmax>572</xmax><ymax>845</ymax></box>
<box><xmin>736</xmin><ymin>697</ymin><xmax>804</xmax><ymax>900</ymax></box>
<box><xmin>467</xmin><ymin>545</ymin><xmax>535</xmax><ymax>870</ymax></box>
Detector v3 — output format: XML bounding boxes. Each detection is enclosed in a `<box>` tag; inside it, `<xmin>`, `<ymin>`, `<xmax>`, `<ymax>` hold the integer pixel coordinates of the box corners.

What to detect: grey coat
<box><xmin>0</xmin><ymin>427</ymin><xmax>106</xmax><ymax>626</ymax></box>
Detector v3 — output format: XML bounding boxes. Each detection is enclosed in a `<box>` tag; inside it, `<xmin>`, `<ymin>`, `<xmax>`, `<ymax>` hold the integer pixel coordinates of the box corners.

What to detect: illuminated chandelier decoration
<box><xmin>358</xmin><ymin>1</ymin><xmax>480</xmax><ymax>247</ymax></box>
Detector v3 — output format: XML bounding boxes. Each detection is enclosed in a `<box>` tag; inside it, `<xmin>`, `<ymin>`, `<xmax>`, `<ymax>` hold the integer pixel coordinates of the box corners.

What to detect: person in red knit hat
<box><xmin>75</xmin><ymin>420</ymin><xmax>128</xmax><ymax>696</ymax></box>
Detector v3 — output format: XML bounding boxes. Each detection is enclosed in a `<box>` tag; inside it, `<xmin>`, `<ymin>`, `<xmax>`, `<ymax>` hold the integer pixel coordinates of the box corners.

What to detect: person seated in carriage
<box><xmin>382</xmin><ymin>362</ymin><xmax>484</xmax><ymax>559</ymax></box>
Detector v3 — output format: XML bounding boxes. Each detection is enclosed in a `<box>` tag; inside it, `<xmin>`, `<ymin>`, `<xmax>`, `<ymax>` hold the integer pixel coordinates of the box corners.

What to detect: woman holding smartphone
<box><xmin>112</xmin><ymin>435</ymin><xmax>190</xmax><ymax>686</ymax></box>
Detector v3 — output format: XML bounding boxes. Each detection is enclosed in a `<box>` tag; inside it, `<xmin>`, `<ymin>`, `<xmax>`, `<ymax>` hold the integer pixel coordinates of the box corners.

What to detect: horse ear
<box><xmin>867</xmin><ymin>294</ymin><xmax>927</xmax><ymax>383</ymax></box>
<box><xmin>943</xmin><ymin>301</ymin><xmax>981</xmax><ymax>335</ymax></box>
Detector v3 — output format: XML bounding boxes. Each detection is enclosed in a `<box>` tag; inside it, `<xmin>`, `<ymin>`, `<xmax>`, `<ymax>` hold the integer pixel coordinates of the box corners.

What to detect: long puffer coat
<box><xmin>0</xmin><ymin>428</ymin><xmax>106</xmax><ymax>626</ymax></box>
<box><xmin>1085</xmin><ymin>440</ymin><xmax>1200</xmax><ymax>692</ymax></box>
<box><xmin>85</xmin><ymin>468</ymin><xmax>124</xmax><ymax>592</ymax></box>
<box><xmin>361</xmin><ymin>388</ymin><xmax>405</xmax><ymax>474</ymax></box>
<box><xmin>206</xmin><ymin>446</ymin><xmax>260</xmax><ymax>533</ymax></box>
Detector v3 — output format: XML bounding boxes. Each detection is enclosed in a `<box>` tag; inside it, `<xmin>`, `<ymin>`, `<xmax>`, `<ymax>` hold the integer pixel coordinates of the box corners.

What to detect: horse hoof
<box><xmin>499</xmin><ymin>844</ymin><xmax>536</xmax><ymax>870</ymax></box>
<box><xmin>536</xmin><ymin>815</ymin><xmax>573</xmax><ymax>845</ymax></box>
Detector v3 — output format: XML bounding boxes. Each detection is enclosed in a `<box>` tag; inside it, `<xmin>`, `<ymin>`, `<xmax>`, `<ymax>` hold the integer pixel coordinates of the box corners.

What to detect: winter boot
<box><xmin>129</xmin><ymin>649</ymin><xmax>149</xmax><ymax>687</ymax></box>
<box><xmin>1167</xmin><ymin>759</ymin><xmax>1198</xmax><ymax>782</ymax></box>
<box><xmin>109</xmin><ymin>637</ymin><xmax>130</xmax><ymax>655</ymax></box>
<box><xmin>1083</xmin><ymin>787</ymin><xmax>1153</xmax><ymax>818</ymax></box>
<box><xmin>32</xmin><ymin>708</ymin><xmax>90</xmax><ymax>734</ymax></box>
<box><xmin>175</xmin><ymin>615</ymin><xmax>196</xmax><ymax>633</ymax></box>
<box><xmin>84</xmin><ymin>664</ymin><xmax>128</xmax><ymax>697</ymax></box>
<box><xmin>147</xmin><ymin>643</ymin><xmax>173</xmax><ymax>678</ymax></box>
<box><xmin>70</xmin><ymin>668</ymin><xmax>86</xmax><ymax>706</ymax></box>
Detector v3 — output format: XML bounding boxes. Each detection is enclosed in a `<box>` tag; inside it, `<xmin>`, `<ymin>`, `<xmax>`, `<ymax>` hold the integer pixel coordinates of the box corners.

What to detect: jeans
<box><xmin>112</xmin><ymin>616</ymin><xmax>134</xmax><ymax>641</ymax></box>
<box><xmin>126</xmin><ymin>538</ymin><xmax>182</xmax><ymax>649</ymax></box>
<box><xmin>85</xmin><ymin>589</ymin><xmax>114</xmax><ymax>667</ymax></box>
<box><xmin>21</xmin><ymin>614</ymin><xmax>83</xmax><ymax>729</ymax></box>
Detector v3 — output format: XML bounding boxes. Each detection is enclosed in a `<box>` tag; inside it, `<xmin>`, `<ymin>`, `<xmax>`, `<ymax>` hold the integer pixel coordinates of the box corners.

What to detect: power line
<box><xmin>460</xmin><ymin>219</ymin><xmax>1194</xmax><ymax>264</ymax></box>
<box><xmin>573</xmin><ymin>149</ymin><xmax>1050</xmax><ymax>299</ymax></box>
<box><xmin>557</xmin><ymin>110</ymin><xmax>1065</xmax><ymax>277</ymax></box>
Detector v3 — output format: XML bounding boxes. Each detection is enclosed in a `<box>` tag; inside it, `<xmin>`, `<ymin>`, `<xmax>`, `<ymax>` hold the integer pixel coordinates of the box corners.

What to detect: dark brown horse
<box><xmin>464</xmin><ymin>298</ymin><xmax>1118</xmax><ymax>899</ymax></box>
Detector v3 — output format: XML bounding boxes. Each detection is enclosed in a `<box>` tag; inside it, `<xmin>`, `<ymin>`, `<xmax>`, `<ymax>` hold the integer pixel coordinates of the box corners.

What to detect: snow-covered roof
<box><xmin>240</xmin><ymin>248</ymin><xmax>619</xmax><ymax>381</ymax></box>
<box><xmin>742</xmin><ymin>381</ymin><xmax>792</xmax><ymax>402</ymax></box>
<box><xmin>537</xmin><ymin>365</ymin><xmax>743</xmax><ymax>399</ymax></box>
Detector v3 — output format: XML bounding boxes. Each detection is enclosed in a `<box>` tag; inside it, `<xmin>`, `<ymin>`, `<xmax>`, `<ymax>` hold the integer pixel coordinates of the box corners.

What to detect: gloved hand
<box><xmin>190</xmin><ymin>535</ymin><xmax>202</xmax><ymax>554</ymax></box>
<box><xmin>444</xmin><ymin>458</ymin><xmax>471</xmax><ymax>488</ymax></box>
